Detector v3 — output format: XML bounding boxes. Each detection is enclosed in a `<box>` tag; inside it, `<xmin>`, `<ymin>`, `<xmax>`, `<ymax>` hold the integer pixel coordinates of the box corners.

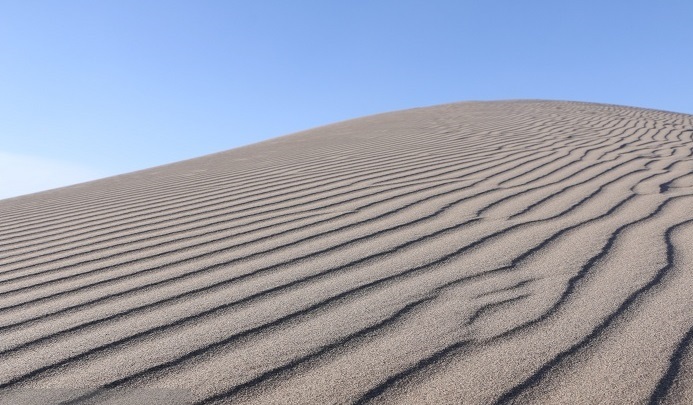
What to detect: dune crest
<box><xmin>0</xmin><ymin>100</ymin><xmax>692</xmax><ymax>404</ymax></box>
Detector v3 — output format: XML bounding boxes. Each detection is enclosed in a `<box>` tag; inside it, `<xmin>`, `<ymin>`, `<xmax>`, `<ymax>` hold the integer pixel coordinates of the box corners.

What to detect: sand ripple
<box><xmin>0</xmin><ymin>100</ymin><xmax>691</xmax><ymax>404</ymax></box>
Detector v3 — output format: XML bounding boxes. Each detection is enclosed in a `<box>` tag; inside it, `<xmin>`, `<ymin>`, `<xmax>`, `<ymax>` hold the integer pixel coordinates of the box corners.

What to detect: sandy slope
<box><xmin>0</xmin><ymin>100</ymin><xmax>691</xmax><ymax>404</ymax></box>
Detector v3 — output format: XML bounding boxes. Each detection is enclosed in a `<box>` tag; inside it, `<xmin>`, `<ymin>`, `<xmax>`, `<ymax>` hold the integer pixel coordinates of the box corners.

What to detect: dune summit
<box><xmin>0</xmin><ymin>100</ymin><xmax>692</xmax><ymax>404</ymax></box>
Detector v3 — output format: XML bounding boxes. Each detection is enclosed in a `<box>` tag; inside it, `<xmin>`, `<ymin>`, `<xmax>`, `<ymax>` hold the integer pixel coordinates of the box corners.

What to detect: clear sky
<box><xmin>1</xmin><ymin>1</ymin><xmax>692</xmax><ymax>199</ymax></box>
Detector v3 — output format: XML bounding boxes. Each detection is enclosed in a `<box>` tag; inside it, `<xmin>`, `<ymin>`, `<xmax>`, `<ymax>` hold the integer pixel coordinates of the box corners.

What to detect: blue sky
<box><xmin>1</xmin><ymin>1</ymin><xmax>692</xmax><ymax>199</ymax></box>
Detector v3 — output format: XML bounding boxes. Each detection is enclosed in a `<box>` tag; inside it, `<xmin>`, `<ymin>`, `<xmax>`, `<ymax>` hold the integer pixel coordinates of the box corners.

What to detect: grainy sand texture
<box><xmin>0</xmin><ymin>100</ymin><xmax>692</xmax><ymax>404</ymax></box>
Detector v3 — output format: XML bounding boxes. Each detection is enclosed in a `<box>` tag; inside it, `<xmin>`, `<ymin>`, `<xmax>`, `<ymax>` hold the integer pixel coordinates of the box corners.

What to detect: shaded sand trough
<box><xmin>0</xmin><ymin>100</ymin><xmax>692</xmax><ymax>404</ymax></box>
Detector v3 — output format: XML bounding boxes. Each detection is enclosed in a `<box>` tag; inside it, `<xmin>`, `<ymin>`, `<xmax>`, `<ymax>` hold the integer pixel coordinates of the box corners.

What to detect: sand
<box><xmin>0</xmin><ymin>100</ymin><xmax>691</xmax><ymax>404</ymax></box>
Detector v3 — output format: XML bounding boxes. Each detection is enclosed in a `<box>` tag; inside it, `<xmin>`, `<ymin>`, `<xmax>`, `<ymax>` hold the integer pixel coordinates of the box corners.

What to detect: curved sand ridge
<box><xmin>0</xmin><ymin>100</ymin><xmax>692</xmax><ymax>404</ymax></box>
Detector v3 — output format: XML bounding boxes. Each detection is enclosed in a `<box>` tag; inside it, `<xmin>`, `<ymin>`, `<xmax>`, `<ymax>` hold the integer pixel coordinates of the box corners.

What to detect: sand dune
<box><xmin>0</xmin><ymin>100</ymin><xmax>692</xmax><ymax>404</ymax></box>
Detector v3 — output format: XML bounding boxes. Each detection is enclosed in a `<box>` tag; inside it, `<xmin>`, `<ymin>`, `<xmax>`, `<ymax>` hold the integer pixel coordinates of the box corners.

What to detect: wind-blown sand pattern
<box><xmin>1</xmin><ymin>100</ymin><xmax>692</xmax><ymax>404</ymax></box>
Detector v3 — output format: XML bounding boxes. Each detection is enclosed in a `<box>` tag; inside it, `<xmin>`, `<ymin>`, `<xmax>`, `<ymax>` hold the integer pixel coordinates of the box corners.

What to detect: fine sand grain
<box><xmin>0</xmin><ymin>100</ymin><xmax>691</xmax><ymax>404</ymax></box>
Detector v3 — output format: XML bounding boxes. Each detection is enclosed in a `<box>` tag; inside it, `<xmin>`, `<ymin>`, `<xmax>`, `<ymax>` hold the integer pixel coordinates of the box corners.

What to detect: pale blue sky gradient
<box><xmin>1</xmin><ymin>1</ymin><xmax>692</xmax><ymax>198</ymax></box>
